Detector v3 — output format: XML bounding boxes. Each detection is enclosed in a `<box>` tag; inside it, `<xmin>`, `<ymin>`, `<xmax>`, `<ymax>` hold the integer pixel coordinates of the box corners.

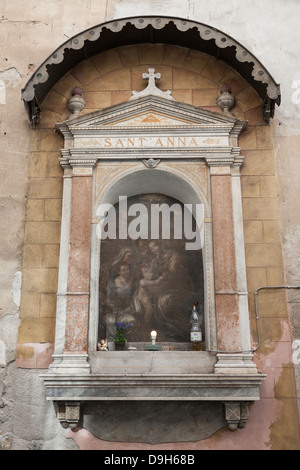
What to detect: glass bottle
<box><xmin>190</xmin><ymin>302</ymin><xmax>202</xmax><ymax>351</ymax></box>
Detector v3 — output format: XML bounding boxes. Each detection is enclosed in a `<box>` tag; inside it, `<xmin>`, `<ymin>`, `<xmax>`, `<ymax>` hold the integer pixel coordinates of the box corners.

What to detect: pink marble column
<box><xmin>210</xmin><ymin>166</ymin><xmax>241</xmax><ymax>352</ymax></box>
<box><xmin>64</xmin><ymin>166</ymin><xmax>93</xmax><ymax>354</ymax></box>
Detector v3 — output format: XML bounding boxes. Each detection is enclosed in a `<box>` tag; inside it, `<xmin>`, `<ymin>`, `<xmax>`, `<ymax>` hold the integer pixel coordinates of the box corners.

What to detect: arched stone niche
<box><xmin>40</xmin><ymin>77</ymin><xmax>266</xmax><ymax>431</ymax></box>
<box><xmin>90</xmin><ymin>171</ymin><xmax>206</xmax><ymax>348</ymax></box>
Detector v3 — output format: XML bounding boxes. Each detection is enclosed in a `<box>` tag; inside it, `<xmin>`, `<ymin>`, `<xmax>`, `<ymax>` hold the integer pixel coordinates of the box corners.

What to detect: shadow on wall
<box><xmin>82</xmin><ymin>401</ymin><xmax>226</xmax><ymax>444</ymax></box>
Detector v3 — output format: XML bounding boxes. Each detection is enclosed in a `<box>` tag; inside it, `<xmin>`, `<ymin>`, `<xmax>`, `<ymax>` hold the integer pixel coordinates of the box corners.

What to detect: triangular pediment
<box><xmin>57</xmin><ymin>94</ymin><xmax>247</xmax><ymax>166</ymax></box>
<box><xmin>106</xmin><ymin>111</ymin><xmax>192</xmax><ymax>127</ymax></box>
<box><xmin>57</xmin><ymin>95</ymin><xmax>242</xmax><ymax>135</ymax></box>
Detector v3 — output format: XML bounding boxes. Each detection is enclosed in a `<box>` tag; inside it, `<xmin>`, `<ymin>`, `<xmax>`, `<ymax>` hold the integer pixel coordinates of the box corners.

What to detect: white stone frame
<box><xmin>88</xmin><ymin>162</ymin><xmax>215</xmax><ymax>353</ymax></box>
<box><xmin>55</xmin><ymin>94</ymin><xmax>250</xmax><ymax>359</ymax></box>
<box><xmin>41</xmin><ymin>93</ymin><xmax>266</xmax><ymax>431</ymax></box>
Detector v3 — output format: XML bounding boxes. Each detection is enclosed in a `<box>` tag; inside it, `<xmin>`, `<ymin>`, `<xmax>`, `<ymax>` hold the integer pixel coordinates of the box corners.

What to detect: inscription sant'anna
<box><xmin>84</xmin><ymin>136</ymin><xmax>221</xmax><ymax>148</ymax></box>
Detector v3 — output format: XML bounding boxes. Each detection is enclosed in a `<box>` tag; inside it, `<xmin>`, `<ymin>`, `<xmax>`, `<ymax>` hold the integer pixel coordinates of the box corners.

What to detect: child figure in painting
<box><xmin>136</xmin><ymin>264</ymin><xmax>165</xmax><ymax>322</ymax></box>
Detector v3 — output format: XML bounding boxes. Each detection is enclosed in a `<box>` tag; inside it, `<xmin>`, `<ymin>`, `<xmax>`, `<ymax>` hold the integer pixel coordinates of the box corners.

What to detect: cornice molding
<box><xmin>56</xmin><ymin>94</ymin><xmax>246</xmax><ymax>167</ymax></box>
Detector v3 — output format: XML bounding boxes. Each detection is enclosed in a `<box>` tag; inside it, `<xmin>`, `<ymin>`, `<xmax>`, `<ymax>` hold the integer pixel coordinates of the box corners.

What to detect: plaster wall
<box><xmin>0</xmin><ymin>0</ymin><xmax>300</xmax><ymax>450</ymax></box>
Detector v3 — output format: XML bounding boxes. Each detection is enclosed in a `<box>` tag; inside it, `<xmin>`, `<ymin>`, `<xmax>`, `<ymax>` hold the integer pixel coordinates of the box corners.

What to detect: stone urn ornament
<box><xmin>216</xmin><ymin>84</ymin><xmax>235</xmax><ymax>116</ymax></box>
<box><xmin>67</xmin><ymin>86</ymin><xmax>86</xmax><ymax>118</ymax></box>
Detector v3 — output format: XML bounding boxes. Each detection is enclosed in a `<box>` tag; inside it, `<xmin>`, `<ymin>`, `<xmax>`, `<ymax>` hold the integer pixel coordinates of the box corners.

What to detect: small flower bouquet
<box><xmin>113</xmin><ymin>321</ymin><xmax>131</xmax><ymax>349</ymax></box>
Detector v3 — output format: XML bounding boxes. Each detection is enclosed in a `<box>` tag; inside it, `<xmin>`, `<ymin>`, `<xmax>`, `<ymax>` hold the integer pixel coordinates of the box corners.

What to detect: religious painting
<box><xmin>98</xmin><ymin>194</ymin><xmax>204</xmax><ymax>345</ymax></box>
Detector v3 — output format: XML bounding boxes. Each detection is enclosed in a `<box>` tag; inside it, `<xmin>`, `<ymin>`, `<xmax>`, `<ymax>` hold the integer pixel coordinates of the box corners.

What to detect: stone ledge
<box><xmin>90</xmin><ymin>350</ymin><xmax>216</xmax><ymax>375</ymax></box>
<box><xmin>40</xmin><ymin>371</ymin><xmax>266</xmax><ymax>431</ymax></box>
<box><xmin>40</xmin><ymin>371</ymin><xmax>266</xmax><ymax>401</ymax></box>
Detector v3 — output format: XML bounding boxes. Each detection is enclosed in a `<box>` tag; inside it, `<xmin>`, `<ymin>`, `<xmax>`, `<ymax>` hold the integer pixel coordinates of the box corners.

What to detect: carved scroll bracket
<box><xmin>56</xmin><ymin>401</ymin><xmax>81</xmax><ymax>430</ymax></box>
<box><xmin>224</xmin><ymin>402</ymin><xmax>250</xmax><ymax>431</ymax></box>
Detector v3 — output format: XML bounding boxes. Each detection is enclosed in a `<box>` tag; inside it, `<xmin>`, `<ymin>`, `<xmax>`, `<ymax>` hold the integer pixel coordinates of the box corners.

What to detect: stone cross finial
<box><xmin>142</xmin><ymin>68</ymin><xmax>161</xmax><ymax>86</ymax></box>
<box><xmin>130</xmin><ymin>68</ymin><xmax>174</xmax><ymax>101</ymax></box>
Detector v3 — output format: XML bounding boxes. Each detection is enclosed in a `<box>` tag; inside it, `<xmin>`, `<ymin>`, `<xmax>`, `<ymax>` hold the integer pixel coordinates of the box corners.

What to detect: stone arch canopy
<box><xmin>21</xmin><ymin>15</ymin><xmax>281</xmax><ymax>125</ymax></box>
<box><xmin>98</xmin><ymin>167</ymin><xmax>206</xmax><ymax>210</ymax></box>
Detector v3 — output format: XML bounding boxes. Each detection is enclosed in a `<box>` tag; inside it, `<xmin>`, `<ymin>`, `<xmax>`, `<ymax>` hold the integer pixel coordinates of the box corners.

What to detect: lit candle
<box><xmin>151</xmin><ymin>330</ymin><xmax>157</xmax><ymax>345</ymax></box>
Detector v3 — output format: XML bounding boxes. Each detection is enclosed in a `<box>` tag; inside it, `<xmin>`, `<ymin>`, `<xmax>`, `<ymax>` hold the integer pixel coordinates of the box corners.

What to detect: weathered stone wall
<box><xmin>15</xmin><ymin>44</ymin><xmax>300</xmax><ymax>449</ymax></box>
<box><xmin>1</xmin><ymin>0</ymin><xmax>300</xmax><ymax>450</ymax></box>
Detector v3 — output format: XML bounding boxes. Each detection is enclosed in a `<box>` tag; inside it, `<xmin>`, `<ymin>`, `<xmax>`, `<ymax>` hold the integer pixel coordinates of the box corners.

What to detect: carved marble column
<box><xmin>51</xmin><ymin>160</ymin><xmax>96</xmax><ymax>374</ymax></box>
<box><xmin>210</xmin><ymin>165</ymin><xmax>241</xmax><ymax>351</ymax></box>
<box><xmin>208</xmin><ymin>163</ymin><xmax>257</xmax><ymax>373</ymax></box>
<box><xmin>50</xmin><ymin>165</ymin><xmax>72</xmax><ymax>371</ymax></box>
